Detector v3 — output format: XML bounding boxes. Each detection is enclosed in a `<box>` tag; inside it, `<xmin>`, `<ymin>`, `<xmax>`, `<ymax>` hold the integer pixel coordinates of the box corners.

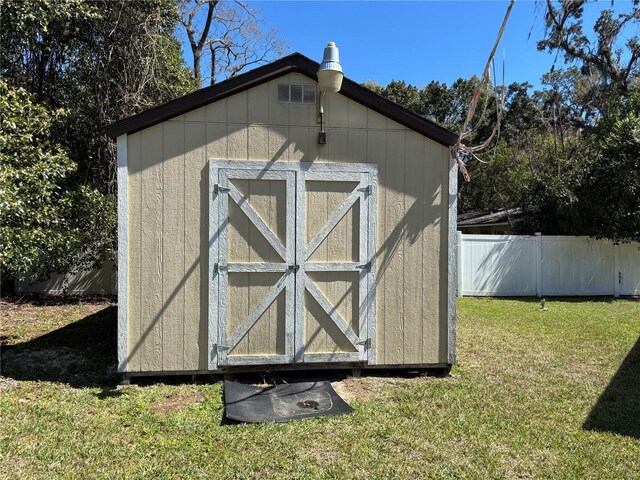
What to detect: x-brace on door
<box><xmin>209</xmin><ymin>161</ymin><xmax>377</xmax><ymax>370</ymax></box>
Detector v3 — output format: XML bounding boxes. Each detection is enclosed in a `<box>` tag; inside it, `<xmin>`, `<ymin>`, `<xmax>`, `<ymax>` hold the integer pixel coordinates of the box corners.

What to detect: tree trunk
<box><xmin>193</xmin><ymin>47</ymin><xmax>202</xmax><ymax>89</ymax></box>
<box><xmin>210</xmin><ymin>45</ymin><xmax>216</xmax><ymax>86</ymax></box>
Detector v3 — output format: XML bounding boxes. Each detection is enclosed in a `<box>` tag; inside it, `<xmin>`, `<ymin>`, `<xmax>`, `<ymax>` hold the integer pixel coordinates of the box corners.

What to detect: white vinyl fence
<box><xmin>458</xmin><ymin>233</ymin><xmax>640</xmax><ymax>297</ymax></box>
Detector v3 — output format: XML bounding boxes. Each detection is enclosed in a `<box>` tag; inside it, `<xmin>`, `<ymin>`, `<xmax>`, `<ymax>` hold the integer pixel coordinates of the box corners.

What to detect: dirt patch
<box><xmin>331</xmin><ymin>372</ymin><xmax>451</xmax><ymax>403</ymax></box>
<box><xmin>331</xmin><ymin>376</ymin><xmax>396</xmax><ymax>402</ymax></box>
<box><xmin>150</xmin><ymin>391</ymin><xmax>205</xmax><ymax>414</ymax></box>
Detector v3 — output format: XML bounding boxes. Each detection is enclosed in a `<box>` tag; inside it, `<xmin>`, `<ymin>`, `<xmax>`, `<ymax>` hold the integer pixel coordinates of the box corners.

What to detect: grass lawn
<box><xmin>1</xmin><ymin>296</ymin><xmax>639</xmax><ymax>479</ymax></box>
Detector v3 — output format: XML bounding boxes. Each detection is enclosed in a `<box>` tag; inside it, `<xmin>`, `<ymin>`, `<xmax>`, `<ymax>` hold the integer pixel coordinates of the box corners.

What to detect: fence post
<box><xmin>614</xmin><ymin>243</ymin><xmax>620</xmax><ymax>298</ymax></box>
<box><xmin>535</xmin><ymin>232</ymin><xmax>542</xmax><ymax>297</ymax></box>
<box><xmin>457</xmin><ymin>231</ymin><xmax>463</xmax><ymax>297</ymax></box>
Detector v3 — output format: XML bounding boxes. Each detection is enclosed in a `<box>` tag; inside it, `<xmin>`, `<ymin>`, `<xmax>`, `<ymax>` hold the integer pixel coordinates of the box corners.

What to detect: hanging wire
<box><xmin>453</xmin><ymin>0</ymin><xmax>515</xmax><ymax>182</ymax></box>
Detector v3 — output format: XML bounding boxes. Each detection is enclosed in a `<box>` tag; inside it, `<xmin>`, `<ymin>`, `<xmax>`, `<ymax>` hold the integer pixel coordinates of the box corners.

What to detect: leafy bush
<box><xmin>0</xmin><ymin>79</ymin><xmax>115</xmax><ymax>283</ymax></box>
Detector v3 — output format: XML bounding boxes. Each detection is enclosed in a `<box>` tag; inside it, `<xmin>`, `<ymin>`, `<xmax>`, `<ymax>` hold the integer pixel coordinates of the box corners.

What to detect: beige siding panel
<box><xmin>289</xmin><ymin>73</ymin><xmax>308</xmax><ymax>84</ymax></box>
<box><xmin>366</xmin><ymin>128</ymin><xmax>387</xmax><ymax>364</ymax></box>
<box><xmin>422</xmin><ymin>139</ymin><xmax>445</xmax><ymax>363</ymax></box>
<box><xmin>289</xmin><ymin>104</ymin><xmax>313</xmax><ymax>129</ymax></box>
<box><xmin>289</xmin><ymin>127</ymin><xmax>309</xmax><ymax>162</ymax></box>
<box><xmin>327</xmin><ymin>128</ymin><xmax>349</xmax><ymax>163</ymax></box>
<box><xmin>206</xmin><ymin>98</ymin><xmax>227</xmax><ymax>123</ymax></box>
<box><xmin>161</xmin><ymin>121</ymin><xmax>185</xmax><ymax>371</ymax></box>
<box><xmin>248</xmin><ymin>126</ymin><xmax>269</xmax><ymax>160</ymax></box>
<box><xmin>268</xmin><ymin>125</ymin><xmax>289</xmax><ymax>161</ymax></box>
<box><xmin>348</xmin><ymin>100</ymin><xmax>368</xmax><ymax>129</ymax></box>
<box><xmin>348</xmin><ymin>129</ymin><xmax>367</xmax><ymax>164</ymax></box>
<box><xmin>227</xmin><ymin>90</ymin><xmax>248</xmax><ymax>124</ymax></box>
<box><xmin>228</xmin><ymin>125</ymin><xmax>248</xmax><ymax>160</ymax></box>
<box><xmin>386</xmin><ymin>118</ymin><xmax>406</xmax><ymax>130</ymax></box>
<box><xmin>206</xmin><ymin>123</ymin><xmax>228</xmax><ymax>159</ymax></box>
<box><xmin>127</xmin><ymin>132</ymin><xmax>142</xmax><ymax>371</ymax></box>
<box><xmin>184</xmin><ymin>122</ymin><xmax>206</xmax><ymax>370</ymax></box>
<box><xmin>383</xmin><ymin>130</ymin><xmax>406</xmax><ymax>364</ymax></box>
<box><xmin>248</xmin><ymin>83</ymin><xmax>269</xmax><ymax>125</ymax></box>
<box><xmin>402</xmin><ymin>132</ymin><xmax>425</xmax><ymax>364</ymax></box>
<box><xmin>185</xmin><ymin>106</ymin><xmax>205</xmax><ymax>123</ymax></box>
<box><xmin>140</xmin><ymin>124</ymin><xmax>163</xmax><ymax>372</ymax></box>
<box><xmin>367</xmin><ymin>109</ymin><xmax>387</xmax><ymax>130</ymax></box>
<box><xmin>327</xmin><ymin>91</ymin><xmax>349</xmax><ymax>128</ymax></box>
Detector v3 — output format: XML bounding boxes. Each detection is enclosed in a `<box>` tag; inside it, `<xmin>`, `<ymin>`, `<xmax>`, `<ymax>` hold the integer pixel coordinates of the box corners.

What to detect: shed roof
<box><xmin>105</xmin><ymin>53</ymin><xmax>457</xmax><ymax>146</ymax></box>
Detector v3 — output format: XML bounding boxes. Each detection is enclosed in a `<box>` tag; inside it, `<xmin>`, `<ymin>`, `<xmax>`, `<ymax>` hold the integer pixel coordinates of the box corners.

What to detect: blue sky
<box><xmin>246</xmin><ymin>0</ymin><xmax>637</xmax><ymax>90</ymax></box>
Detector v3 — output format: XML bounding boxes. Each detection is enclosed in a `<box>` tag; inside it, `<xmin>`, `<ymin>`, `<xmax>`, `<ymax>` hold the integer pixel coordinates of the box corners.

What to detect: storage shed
<box><xmin>106</xmin><ymin>52</ymin><xmax>459</xmax><ymax>376</ymax></box>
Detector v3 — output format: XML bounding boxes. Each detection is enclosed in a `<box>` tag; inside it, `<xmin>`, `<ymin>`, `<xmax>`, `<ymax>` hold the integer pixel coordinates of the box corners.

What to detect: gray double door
<box><xmin>208</xmin><ymin>161</ymin><xmax>377</xmax><ymax>369</ymax></box>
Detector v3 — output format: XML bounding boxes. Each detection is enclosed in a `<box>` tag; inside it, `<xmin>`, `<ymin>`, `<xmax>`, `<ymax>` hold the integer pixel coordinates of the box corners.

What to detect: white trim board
<box><xmin>117</xmin><ymin>134</ymin><xmax>128</xmax><ymax>372</ymax></box>
<box><xmin>208</xmin><ymin>160</ymin><xmax>377</xmax><ymax>174</ymax></box>
<box><xmin>447</xmin><ymin>155</ymin><xmax>457</xmax><ymax>365</ymax></box>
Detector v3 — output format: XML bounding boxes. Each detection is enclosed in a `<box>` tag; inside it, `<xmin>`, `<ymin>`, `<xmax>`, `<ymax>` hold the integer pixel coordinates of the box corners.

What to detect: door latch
<box><xmin>288</xmin><ymin>264</ymin><xmax>300</xmax><ymax>272</ymax></box>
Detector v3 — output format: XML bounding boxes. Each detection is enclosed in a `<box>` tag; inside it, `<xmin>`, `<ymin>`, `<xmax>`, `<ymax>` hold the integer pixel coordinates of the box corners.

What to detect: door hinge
<box><xmin>214</xmin><ymin>184</ymin><xmax>230</xmax><ymax>195</ymax></box>
<box><xmin>357</xmin><ymin>261</ymin><xmax>372</xmax><ymax>271</ymax></box>
<box><xmin>358</xmin><ymin>185</ymin><xmax>372</xmax><ymax>195</ymax></box>
<box><xmin>214</xmin><ymin>263</ymin><xmax>228</xmax><ymax>273</ymax></box>
<box><xmin>212</xmin><ymin>343</ymin><xmax>230</xmax><ymax>354</ymax></box>
<box><xmin>357</xmin><ymin>338</ymin><xmax>372</xmax><ymax>349</ymax></box>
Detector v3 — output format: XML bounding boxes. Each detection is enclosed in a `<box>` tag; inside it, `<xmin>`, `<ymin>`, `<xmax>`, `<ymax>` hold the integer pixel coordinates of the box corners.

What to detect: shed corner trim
<box><xmin>117</xmin><ymin>134</ymin><xmax>129</xmax><ymax>372</ymax></box>
<box><xmin>447</xmin><ymin>154</ymin><xmax>457</xmax><ymax>364</ymax></box>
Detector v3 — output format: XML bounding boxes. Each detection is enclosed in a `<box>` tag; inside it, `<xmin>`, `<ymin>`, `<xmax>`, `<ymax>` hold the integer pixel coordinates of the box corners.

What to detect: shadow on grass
<box><xmin>1</xmin><ymin>306</ymin><xmax>118</xmax><ymax>388</ymax></box>
<box><xmin>583</xmin><ymin>336</ymin><xmax>640</xmax><ymax>439</ymax></box>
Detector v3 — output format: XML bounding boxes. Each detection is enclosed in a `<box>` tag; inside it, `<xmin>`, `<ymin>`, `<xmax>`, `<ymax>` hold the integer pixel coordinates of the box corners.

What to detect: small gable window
<box><xmin>278</xmin><ymin>83</ymin><xmax>316</xmax><ymax>104</ymax></box>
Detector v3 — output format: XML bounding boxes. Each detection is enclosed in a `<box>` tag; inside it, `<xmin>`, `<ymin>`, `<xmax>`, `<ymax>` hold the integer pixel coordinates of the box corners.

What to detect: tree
<box><xmin>0</xmin><ymin>0</ymin><xmax>195</xmax><ymax>281</ymax></box>
<box><xmin>68</xmin><ymin>0</ymin><xmax>195</xmax><ymax>193</ymax></box>
<box><xmin>0</xmin><ymin>0</ymin><xmax>100</xmax><ymax>102</ymax></box>
<box><xmin>178</xmin><ymin>0</ymin><xmax>286</xmax><ymax>88</ymax></box>
<box><xmin>0</xmin><ymin>80</ymin><xmax>114</xmax><ymax>283</ymax></box>
<box><xmin>539</xmin><ymin>0</ymin><xmax>640</xmax><ymax>121</ymax></box>
<box><xmin>521</xmin><ymin>87</ymin><xmax>640</xmax><ymax>243</ymax></box>
<box><xmin>512</xmin><ymin>0</ymin><xmax>640</xmax><ymax>242</ymax></box>
<box><xmin>421</xmin><ymin>78</ymin><xmax>477</xmax><ymax>131</ymax></box>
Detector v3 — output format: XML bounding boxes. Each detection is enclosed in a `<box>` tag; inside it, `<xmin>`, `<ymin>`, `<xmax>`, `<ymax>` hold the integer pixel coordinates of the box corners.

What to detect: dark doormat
<box><xmin>224</xmin><ymin>380</ymin><xmax>353</xmax><ymax>423</ymax></box>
